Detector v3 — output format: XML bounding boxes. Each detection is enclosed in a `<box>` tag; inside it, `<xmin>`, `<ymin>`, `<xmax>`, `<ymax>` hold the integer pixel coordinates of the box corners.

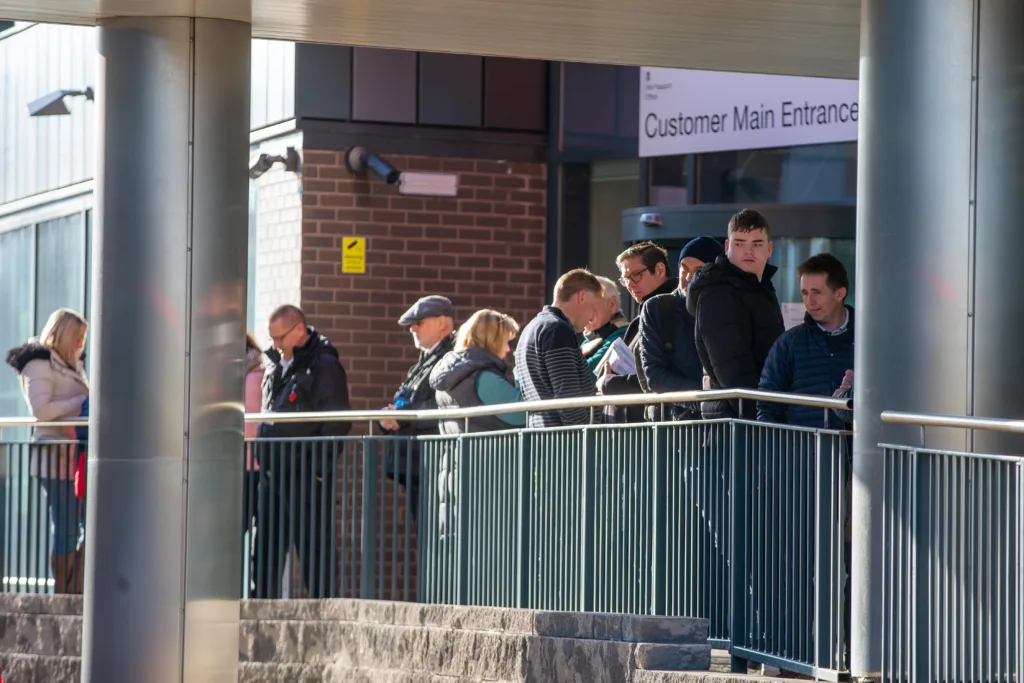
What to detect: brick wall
<box><xmin>296</xmin><ymin>150</ymin><xmax>547</xmax><ymax>599</ymax></box>
<box><xmin>299</xmin><ymin>151</ymin><xmax>547</xmax><ymax>410</ymax></box>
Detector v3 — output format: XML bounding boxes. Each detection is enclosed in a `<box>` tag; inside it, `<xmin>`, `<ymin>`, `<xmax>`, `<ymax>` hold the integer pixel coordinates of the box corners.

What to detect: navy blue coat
<box><xmin>638</xmin><ymin>289</ymin><xmax>704</xmax><ymax>416</ymax></box>
<box><xmin>757</xmin><ymin>307</ymin><xmax>855</xmax><ymax>429</ymax></box>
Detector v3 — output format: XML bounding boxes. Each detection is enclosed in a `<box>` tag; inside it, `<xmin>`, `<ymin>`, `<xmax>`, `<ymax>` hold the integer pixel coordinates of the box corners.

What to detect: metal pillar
<box><xmin>854</xmin><ymin>0</ymin><xmax>1024</xmax><ymax>677</ymax></box>
<box><xmin>83</xmin><ymin>16</ymin><xmax>251</xmax><ymax>683</ymax></box>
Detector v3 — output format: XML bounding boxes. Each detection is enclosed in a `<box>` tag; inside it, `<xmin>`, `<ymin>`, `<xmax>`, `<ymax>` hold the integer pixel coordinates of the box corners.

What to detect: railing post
<box><xmin>729</xmin><ymin>419</ymin><xmax>750</xmax><ymax>673</ymax></box>
<box><xmin>456</xmin><ymin>435</ymin><xmax>470</xmax><ymax>605</ymax></box>
<box><xmin>580</xmin><ymin>427</ymin><xmax>596</xmax><ymax>612</ymax></box>
<box><xmin>517</xmin><ymin>430</ymin><xmax>532</xmax><ymax>608</ymax></box>
<box><xmin>911</xmin><ymin>449</ymin><xmax>932</xmax><ymax>683</ymax></box>
<box><xmin>651</xmin><ymin>423</ymin><xmax>669</xmax><ymax>615</ymax></box>
<box><xmin>0</xmin><ymin>430</ymin><xmax>6</xmax><ymax>589</ymax></box>
<box><xmin>813</xmin><ymin>431</ymin><xmax>837</xmax><ymax>672</ymax></box>
<box><xmin>360</xmin><ymin>439</ymin><xmax>379</xmax><ymax>599</ymax></box>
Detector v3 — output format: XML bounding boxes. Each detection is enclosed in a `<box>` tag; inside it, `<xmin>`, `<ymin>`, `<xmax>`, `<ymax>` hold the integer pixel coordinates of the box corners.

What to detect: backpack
<box><xmin>636</xmin><ymin>293</ymin><xmax>677</xmax><ymax>394</ymax></box>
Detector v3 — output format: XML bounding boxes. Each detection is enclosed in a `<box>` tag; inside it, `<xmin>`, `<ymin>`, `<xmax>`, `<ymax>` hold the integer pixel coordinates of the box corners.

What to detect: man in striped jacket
<box><xmin>514</xmin><ymin>269</ymin><xmax>603</xmax><ymax>428</ymax></box>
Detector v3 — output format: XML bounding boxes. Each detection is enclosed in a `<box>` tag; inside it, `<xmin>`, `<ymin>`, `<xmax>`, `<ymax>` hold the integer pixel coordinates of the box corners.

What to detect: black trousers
<box><xmin>252</xmin><ymin>458</ymin><xmax>331</xmax><ymax>598</ymax></box>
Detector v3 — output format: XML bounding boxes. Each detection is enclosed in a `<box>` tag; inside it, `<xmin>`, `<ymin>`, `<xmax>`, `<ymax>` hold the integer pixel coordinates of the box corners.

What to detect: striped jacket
<box><xmin>514</xmin><ymin>306</ymin><xmax>597</xmax><ymax>428</ymax></box>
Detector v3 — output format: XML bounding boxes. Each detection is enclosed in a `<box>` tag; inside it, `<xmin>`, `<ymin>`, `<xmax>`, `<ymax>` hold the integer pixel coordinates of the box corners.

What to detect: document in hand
<box><xmin>602</xmin><ymin>337</ymin><xmax>637</xmax><ymax>377</ymax></box>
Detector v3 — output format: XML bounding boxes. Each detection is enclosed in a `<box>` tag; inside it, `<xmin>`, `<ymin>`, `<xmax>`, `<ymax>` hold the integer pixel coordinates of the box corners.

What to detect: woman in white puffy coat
<box><xmin>5</xmin><ymin>308</ymin><xmax>89</xmax><ymax>593</ymax></box>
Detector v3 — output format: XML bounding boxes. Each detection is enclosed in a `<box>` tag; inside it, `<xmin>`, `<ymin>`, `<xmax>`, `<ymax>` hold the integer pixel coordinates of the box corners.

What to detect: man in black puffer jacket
<box><xmin>687</xmin><ymin>209</ymin><xmax>784</xmax><ymax>420</ymax></box>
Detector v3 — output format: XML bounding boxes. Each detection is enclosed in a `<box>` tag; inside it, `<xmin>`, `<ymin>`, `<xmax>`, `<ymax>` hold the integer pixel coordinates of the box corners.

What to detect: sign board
<box><xmin>399</xmin><ymin>172</ymin><xmax>459</xmax><ymax>197</ymax></box>
<box><xmin>342</xmin><ymin>238</ymin><xmax>366</xmax><ymax>274</ymax></box>
<box><xmin>639</xmin><ymin>67</ymin><xmax>859</xmax><ymax>158</ymax></box>
<box><xmin>781</xmin><ymin>302</ymin><xmax>807</xmax><ymax>331</ymax></box>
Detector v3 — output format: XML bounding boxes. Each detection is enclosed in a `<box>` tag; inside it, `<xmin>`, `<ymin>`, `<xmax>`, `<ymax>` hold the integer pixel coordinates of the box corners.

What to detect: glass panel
<box><xmin>35</xmin><ymin>214</ymin><xmax>86</xmax><ymax>325</ymax></box>
<box><xmin>247</xmin><ymin>175</ymin><xmax>258</xmax><ymax>332</ymax></box>
<box><xmin>771</xmin><ymin>237</ymin><xmax>856</xmax><ymax>307</ymax></box>
<box><xmin>697</xmin><ymin>143</ymin><xmax>856</xmax><ymax>205</ymax></box>
<box><xmin>649</xmin><ymin>155</ymin><xmax>688</xmax><ymax>205</ymax></box>
<box><xmin>0</xmin><ymin>226</ymin><xmax>33</xmax><ymax>421</ymax></box>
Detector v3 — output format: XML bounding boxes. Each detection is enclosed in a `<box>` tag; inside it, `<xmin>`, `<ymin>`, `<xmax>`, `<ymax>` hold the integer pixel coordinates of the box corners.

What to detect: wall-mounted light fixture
<box><xmin>27</xmin><ymin>87</ymin><xmax>94</xmax><ymax>116</ymax></box>
<box><xmin>344</xmin><ymin>146</ymin><xmax>400</xmax><ymax>184</ymax></box>
<box><xmin>249</xmin><ymin>146</ymin><xmax>301</xmax><ymax>180</ymax></box>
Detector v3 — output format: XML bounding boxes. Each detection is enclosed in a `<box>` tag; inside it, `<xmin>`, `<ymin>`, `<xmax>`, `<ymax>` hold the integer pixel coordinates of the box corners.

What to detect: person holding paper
<box><xmin>638</xmin><ymin>236</ymin><xmax>723</xmax><ymax>420</ymax></box>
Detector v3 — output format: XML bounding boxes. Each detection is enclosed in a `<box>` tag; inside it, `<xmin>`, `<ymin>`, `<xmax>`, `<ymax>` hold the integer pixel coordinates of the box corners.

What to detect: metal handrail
<box><xmin>0</xmin><ymin>388</ymin><xmax>852</xmax><ymax>429</ymax></box>
<box><xmin>881</xmin><ymin>410</ymin><xmax>1024</xmax><ymax>434</ymax></box>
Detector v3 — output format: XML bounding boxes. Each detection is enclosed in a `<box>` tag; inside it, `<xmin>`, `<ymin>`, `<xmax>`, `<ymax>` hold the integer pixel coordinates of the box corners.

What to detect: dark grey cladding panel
<box><xmin>418</xmin><ymin>53</ymin><xmax>483</xmax><ymax>128</ymax></box>
<box><xmin>295</xmin><ymin>43</ymin><xmax>352</xmax><ymax>121</ymax></box>
<box><xmin>352</xmin><ymin>47</ymin><xmax>417</xmax><ymax>124</ymax></box>
<box><xmin>484</xmin><ymin>57</ymin><xmax>546</xmax><ymax>132</ymax></box>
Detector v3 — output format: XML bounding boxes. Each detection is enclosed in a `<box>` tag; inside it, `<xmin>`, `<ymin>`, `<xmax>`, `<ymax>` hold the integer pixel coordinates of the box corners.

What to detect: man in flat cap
<box><xmin>378</xmin><ymin>295</ymin><xmax>456</xmax><ymax>522</ymax></box>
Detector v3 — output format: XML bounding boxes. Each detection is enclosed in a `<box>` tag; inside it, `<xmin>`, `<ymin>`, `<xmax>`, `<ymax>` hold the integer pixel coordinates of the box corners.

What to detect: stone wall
<box><xmin>0</xmin><ymin>595</ymin><xmax>711</xmax><ymax>683</ymax></box>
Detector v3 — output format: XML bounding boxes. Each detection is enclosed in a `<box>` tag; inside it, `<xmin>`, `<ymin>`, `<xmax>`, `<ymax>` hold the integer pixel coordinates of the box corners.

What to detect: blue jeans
<box><xmin>39</xmin><ymin>478</ymin><xmax>83</xmax><ymax>556</ymax></box>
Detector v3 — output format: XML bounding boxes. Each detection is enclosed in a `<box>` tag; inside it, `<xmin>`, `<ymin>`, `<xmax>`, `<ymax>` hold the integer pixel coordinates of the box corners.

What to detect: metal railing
<box><xmin>879</xmin><ymin>411</ymin><xmax>1023</xmax><ymax>683</ymax></box>
<box><xmin>0</xmin><ymin>388</ymin><xmax>852</xmax><ymax>677</ymax></box>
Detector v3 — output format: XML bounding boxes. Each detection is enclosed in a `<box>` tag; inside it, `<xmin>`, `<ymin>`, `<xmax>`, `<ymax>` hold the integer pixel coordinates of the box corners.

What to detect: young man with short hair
<box><xmin>757</xmin><ymin>253</ymin><xmax>854</xmax><ymax>428</ymax></box>
<box><xmin>515</xmin><ymin>269</ymin><xmax>603</xmax><ymax>428</ymax></box>
<box><xmin>687</xmin><ymin>209</ymin><xmax>784</xmax><ymax>419</ymax></box>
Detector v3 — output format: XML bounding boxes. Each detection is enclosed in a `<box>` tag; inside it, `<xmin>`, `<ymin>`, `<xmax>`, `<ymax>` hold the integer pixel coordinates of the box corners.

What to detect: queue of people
<box><xmin>4</xmin><ymin>207</ymin><xmax>853</xmax><ymax>596</ymax></box>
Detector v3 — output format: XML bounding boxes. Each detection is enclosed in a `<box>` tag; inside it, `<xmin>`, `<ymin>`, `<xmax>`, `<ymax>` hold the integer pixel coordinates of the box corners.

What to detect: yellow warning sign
<box><xmin>342</xmin><ymin>237</ymin><xmax>366</xmax><ymax>274</ymax></box>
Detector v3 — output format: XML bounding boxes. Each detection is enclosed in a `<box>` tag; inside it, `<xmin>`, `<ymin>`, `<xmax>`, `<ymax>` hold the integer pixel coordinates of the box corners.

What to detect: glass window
<box><xmin>0</xmin><ymin>227</ymin><xmax>33</xmax><ymax>420</ymax></box>
<box><xmin>35</xmin><ymin>214</ymin><xmax>86</xmax><ymax>325</ymax></box>
<box><xmin>649</xmin><ymin>155</ymin><xmax>688</xmax><ymax>205</ymax></box>
<box><xmin>697</xmin><ymin>143</ymin><xmax>857</xmax><ymax>205</ymax></box>
<box><xmin>772</xmin><ymin>237</ymin><xmax>856</xmax><ymax>307</ymax></box>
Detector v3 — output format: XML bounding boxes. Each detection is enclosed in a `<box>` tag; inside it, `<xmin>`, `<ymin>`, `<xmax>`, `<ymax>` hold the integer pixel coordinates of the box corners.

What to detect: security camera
<box><xmin>248</xmin><ymin>146</ymin><xmax>301</xmax><ymax>179</ymax></box>
<box><xmin>640</xmin><ymin>213</ymin><xmax>663</xmax><ymax>228</ymax></box>
<box><xmin>344</xmin><ymin>146</ymin><xmax>400</xmax><ymax>184</ymax></box>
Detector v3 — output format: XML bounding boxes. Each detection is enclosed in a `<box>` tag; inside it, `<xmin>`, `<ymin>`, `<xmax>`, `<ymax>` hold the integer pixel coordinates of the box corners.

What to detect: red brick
<box><xmin>460</xmin><ymin>174</ymin><xmax>494</xmax><ymax>188</ymax></box>
<box><xmin>441</xmin><ymin>159</ymin><xmax>475</xmax><ymax>172</ymax></box>
<box><xmin>390</xmin><ymin>197</ymin><xmax>424</xmax><ymax>211</ymax></box>
<box><xmin>388</xmin><ymin>252</ymin><xmax>423</xmax><ymax>266</ymax></box>
<box><xmin>460</xmin><ymin>201</ymin><xmax>492</xmax><ymax>214</ymax></box>
<box><xmin>424</xmin><ymin>254</ymin><xmax>458</xmax><ymax>267</ymax></box>
<box><xmin>355</xmin><ymin>195</ymin><xmax>390</xmax><ymax>209</ymax></box>
<box><xmin>475</xmin><ymin>216</ymin><xmax>508</xmax><ymax>228</ymax></box>
<box><xmin>372</xmin><ymin>210</ymin><xmax>406</xmax><ymax>223</ymax></box>
<box><xmin>389</xmin><ymin>225</ymin><xmax>423</xmax><ymax>239</ymax></box>
<box><xmin>494</xmin><ymin>176</ymin><xmax>526</xmax><ymax>189</ymax></box>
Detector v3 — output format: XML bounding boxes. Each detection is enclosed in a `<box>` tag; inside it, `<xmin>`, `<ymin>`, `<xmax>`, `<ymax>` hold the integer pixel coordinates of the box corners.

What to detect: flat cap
<box><xmin>398</xmin><ymin>295</ymin><xmax>454</xmax><ymax>326</ymax></box>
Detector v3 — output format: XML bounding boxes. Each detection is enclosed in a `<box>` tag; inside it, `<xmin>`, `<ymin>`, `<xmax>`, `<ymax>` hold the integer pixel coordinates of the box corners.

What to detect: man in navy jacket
<box><xmin>638</xmin><ymin>236</ymin><xmax>723</xmax><ymax>420</ymax></box>
<box><xmin>757</xmin><ymin>253</ymin><xmax>854</xmax><ymax>429</ymax></box>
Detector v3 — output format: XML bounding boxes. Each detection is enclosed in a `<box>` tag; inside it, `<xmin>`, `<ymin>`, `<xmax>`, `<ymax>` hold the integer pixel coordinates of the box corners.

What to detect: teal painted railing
<box><xmin>0</xmin><ymin>388</ymin><xmax>853</xmax><ymax>678</ymax></box>
<box><xmin>879</xmin><ymin>411</ymin><xmax>1024</xmax><ymax>683</ymax></box>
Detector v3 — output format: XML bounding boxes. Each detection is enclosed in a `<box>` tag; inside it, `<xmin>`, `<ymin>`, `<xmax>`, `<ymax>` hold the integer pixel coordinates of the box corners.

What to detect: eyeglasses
<box><xmin>269</xmin><ymin>321</ymin><xmax>301</xmax><ymax>344</ymax></box>
<box><xmin>618</xmin><ymin>267</ymin><xmax>652</xmax><ymax>287</ymax></box>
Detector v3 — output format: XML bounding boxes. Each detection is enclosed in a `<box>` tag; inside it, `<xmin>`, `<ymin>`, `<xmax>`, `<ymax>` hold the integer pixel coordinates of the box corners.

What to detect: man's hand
<box><xmin>702</xmin><ymin>375</ymin><xmax>712</xmax><ymax>391</ymax></box>
<box><xmin>379</xmin><ymin>404</ymin><xmax>400</xmax><ymax>432</ymax></box>
<box><xmin>839</xmin><ymin>370</ymin><xmax>854</xmax><ymax>392</ymax></box>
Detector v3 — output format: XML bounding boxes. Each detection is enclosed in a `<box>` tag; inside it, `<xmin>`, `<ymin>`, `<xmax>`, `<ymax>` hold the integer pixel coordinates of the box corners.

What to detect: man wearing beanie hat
<box><xmin>637</xmin><ymin>236</ymin><xmax>724</xmax><ymax>419</ymax></box>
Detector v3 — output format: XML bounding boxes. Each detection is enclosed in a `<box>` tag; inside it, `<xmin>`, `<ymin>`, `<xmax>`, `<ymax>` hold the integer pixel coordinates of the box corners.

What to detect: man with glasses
<box><xmin>256</xmin><ymin>304</ymin><xmax>352</xmax><ymax>598</ymax></box>
<box><xmin>687</xmin><ymin>209</ymin><xmax>784</xmax><ymax>420</ymax></box>
<box><xmin>597</xmin><ymin>241</ymin><xmax>676</xmax><ymax>422</ymax></box>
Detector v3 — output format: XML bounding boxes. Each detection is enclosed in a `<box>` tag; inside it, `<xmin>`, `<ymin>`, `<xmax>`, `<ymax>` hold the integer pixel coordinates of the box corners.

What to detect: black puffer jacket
<box><xmin>259</xmin><ymin>327</ymin><xmax>352</xmax><ymax>440</ymax></box>
<box><xmin>686</xmin><ymin>255</ymin><xmax>784</xmax><ymax>420</ymax></box>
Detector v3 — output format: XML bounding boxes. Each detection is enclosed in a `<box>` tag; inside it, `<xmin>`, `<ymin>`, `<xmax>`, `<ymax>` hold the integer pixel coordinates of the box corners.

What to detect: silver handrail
<box><xmin>881</xmin><ymin>410</ymin><xmax>1024</xmax><ymax>434</ymax></box>
<box><xmin>0</xmin><ymin>388</ymin><xmax>851</xmax><ymax>429</ymax></box>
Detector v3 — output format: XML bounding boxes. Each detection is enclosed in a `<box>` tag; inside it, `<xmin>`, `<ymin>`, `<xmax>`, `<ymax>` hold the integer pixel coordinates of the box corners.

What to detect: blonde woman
<box><xmin>5</xmin><ymin>308</ymin><xmax>89</xmax><ymax>593</ymax></box>
<box><xmin>428</xmin><ymin>309</ymin><xmax>525</xmax><ymax>434</ymax></box>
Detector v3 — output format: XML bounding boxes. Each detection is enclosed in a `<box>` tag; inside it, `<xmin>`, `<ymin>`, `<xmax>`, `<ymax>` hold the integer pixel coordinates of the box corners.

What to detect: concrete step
<box><xmin>0</xmin><ymin>611</ymin><xmax>82</xmax><ymax>658</ymax></box>
<box><xmin>0</xmin><ymin>652</ymin><xmax>81</xmax><ymax>683</ymax></box>
<box><xmin>634</xmin><ymin>670</ymin><xmax>797</xmax><ymax>683</ymax></box>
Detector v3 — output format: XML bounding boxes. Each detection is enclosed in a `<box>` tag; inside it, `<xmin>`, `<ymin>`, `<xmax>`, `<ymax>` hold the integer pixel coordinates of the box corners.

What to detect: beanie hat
<box><xmin>679</xmin><ymin>236</ymin><xmax>724</xmax><ymax>268</ymax></box>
